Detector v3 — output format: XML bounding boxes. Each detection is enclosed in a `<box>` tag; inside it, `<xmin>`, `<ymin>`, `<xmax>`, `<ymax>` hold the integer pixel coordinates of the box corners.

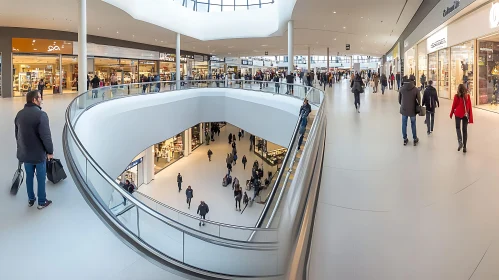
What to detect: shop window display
<box><xmin>428</xmin><ymin>52</ymin><xmax>438</xmax><ymax>88</ymax></box>
<box><xmin>438</xmin><ymin>49</ymin><xmax>450</xmax><ymax>99</ymax></box>
<box><xmin>12</xmin><ymin>55</ymin><xmax>61</xmax><ymax>97</ymax></box>
<box><xmin>477</xmin><ymin>37</ymin><xmax>499</xmax><ymax>112</ymax></box>
<box><xmin>62</xmin><ymin>56</ymin><xmax>78</xmax><ymax>93</ymax></box>
<box><xmin>417</xmin><ymin>42</ymin><xmax>427</xmax><ymax>88</ymax></box>
<box><xmin>404</xmin><ymin>47</ymin><xmax>416</xmax><ymax>77</ymax></box>
<box><xmin>191</xmin><ymin>124</ymin><xmax>202</xmax><ymax>151</ymax></box>
<box><xmin>154</xmin><ymin>134</ymin><xmax>184</xmax><ymax>174</ymax></box>
<box><xmin>120</xmin><ymin>59</ymin><xmax>139</xmax><ymax>84</ymax></box>
<box><xmin>450</xmin><ymin>41</ymin><xmax>474</xmax><ymax>102</ymax></box>
<box><xmin>253</xmin><ymin>137</ymin><xmax>286</xmax><ymax>166</ymax></box>
<box><xmin>94</xmin><ymin>58</ymin><xmax>120</xmax><ymax>86</ymax></box>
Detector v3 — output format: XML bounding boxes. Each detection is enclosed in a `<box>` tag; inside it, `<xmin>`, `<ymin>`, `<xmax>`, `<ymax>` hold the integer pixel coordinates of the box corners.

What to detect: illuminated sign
<box><xmin>47</xmin><ymin>45</ymin><xmax>61</xmax><ymax>52</ymax></box>
<box><xmin>490</xmin><ymin>2</ymin><xmax>499</xmax><ymax>28</ymax></box>
<box><xmin>427</xmin><ymin>27</ymin><xmax>448</xmax><ymax>53</ymax></box>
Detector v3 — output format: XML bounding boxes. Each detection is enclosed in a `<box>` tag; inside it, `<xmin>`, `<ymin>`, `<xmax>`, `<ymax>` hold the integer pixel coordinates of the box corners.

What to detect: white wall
<box><xmin>75</xmin><ymin>88</ymin><xmax>302</xmax><ymax>179</ymax></box>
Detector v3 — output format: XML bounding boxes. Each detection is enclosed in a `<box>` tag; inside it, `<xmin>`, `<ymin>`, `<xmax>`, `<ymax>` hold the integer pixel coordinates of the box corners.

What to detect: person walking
<box><xmin>243</xmin><ymin>192</ymin><xmax>249</xmax><ymax>207</ymax></box>
<box><xmin>273</xmin><ymin>74</ymin><xmax>280</xmax><ymax>93</ymax></box>
<box><xmin>380</xmin><ymin>74</ymin><xmax>388</xmax><ymax>95</ymax></box>
<box><xmin>37</xmin><ymin>79</ymin><xmax>45</xmax><ymax>99</ymax></box>
<box><xmin>242</xmin><ymin>155</ymin><xmax>248</xmax><ymax>170</ymax></box>
<box><xmin>15</xmin><ymin>90</ymin><xmax>54</xmax><ymax>209</ymax></box>
<box><xmin>399</xmin><ymin>75</ymin><xmax>421</xmax><ymax>146</ymax></box>
<box><xmin>232</xmin><ymin>133</ymin><xmax>236</xmax><ymax>143</ymax></box>
<box><xmin>197</xmin><ymin>201</ymin><xmax>209</xmax><ymax>226</ymax></box>
<box><xmin>350</xmin><ymin>74</ymin><xmax>364</xmax><ymax>113</ymax></box>
<box><xmin>238</xmin><ymin>130</ymin><xmax>242</xmax><ymax>141</ymax></box>
<box><xmin>234</xmin><ymin>186</ymin><xmax>242</xmax><ymax>211</ymax></box>
<box><xmin>177</xmin><ymin>173</ymin><xmax>183</xmax><ymax>192</ymax></box>
<box><xmin>420</xmin><ymin>72</ymin><xmax>427</xmax><ymax>91</ymax></box>
<box><xmin>450</xmin><ymin>84</ymin><xmax>473</xmax><ymax>153</ymax></box>
<box><xmin>390</xmin><ymin>73</ymin><xmax>395</xmax><ymax>90</ymax></box>
<box><xmin>422</xmin><ymin>80</ymin><xmax>439</xmax><ymax>135</ymax></box>
<box><xmin>228</xmin><ymin>133</ymin><xmax>233</xmax><ymax>144</ymax></box>
<box><xmin>186</xmin><ymin>186</ymin><xmax>193</xmax><ymax>209</ymax></box>
<box><xmin>207</xmin><ymin>149</ymin><xmax>213</xmax><ymax>161</ymax></box>
<box><xmin>122</xmin><ymin>179</ymin><xmax>135</xmax><ymax>205</ymax></box>
<box><xmin>373</xmin><ymin>74</ymin><xmax>379</xmax><ymax>93</ymax></box>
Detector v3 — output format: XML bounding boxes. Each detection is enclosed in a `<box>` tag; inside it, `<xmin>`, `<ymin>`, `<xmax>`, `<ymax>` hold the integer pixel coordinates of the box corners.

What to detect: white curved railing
<box><xmin>63</xmin><ymin>79</ymin><xmax>325</xmax><ymax>278</ymax></box>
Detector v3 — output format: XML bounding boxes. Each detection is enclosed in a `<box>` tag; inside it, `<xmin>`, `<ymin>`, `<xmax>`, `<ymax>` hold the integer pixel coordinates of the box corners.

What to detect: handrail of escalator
<box><xmin>64</xmin><ymin>80</ymin><xmax>325</xmax><ymax>278</ymax></box>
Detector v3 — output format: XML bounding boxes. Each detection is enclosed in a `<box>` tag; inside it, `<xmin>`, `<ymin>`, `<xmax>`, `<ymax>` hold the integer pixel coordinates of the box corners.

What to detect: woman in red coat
<box><xmin>450</xmin><ymin>84</ymin><xmax>473</xmax><ymax>153</ymax></box>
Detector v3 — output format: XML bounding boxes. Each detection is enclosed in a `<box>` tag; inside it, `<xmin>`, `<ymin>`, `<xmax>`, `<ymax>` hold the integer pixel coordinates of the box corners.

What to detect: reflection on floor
<box><xmin>477</xmin><ymin>103</ymin><xmax>499</xmax><ymax>114</ymax></box>
<box><xmin>138</xmin><ymin>124</ymin><xmax>280</xmax><ymax>227</ymax></box>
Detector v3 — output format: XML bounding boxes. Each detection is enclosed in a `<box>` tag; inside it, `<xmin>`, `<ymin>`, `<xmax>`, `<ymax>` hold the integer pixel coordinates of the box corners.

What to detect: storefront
<box><xmin>400</xmin><ymin>0</ymin><xmax>499</xmax><ymax>112</ymax></box>
<box><xmin>119</xmin><ymin>157</ymin><xmax>144</xmax><ymax>188</ymax></box>
<box><xmin>5</xmin><ymin>35</ymin><xmax>207</xmax><ymax>97</ymax></box>
<box><xmin>154</xmin><ymin>133</ymin><xmax>184</xmax><ymax>174</ymax></box>
<box><xmin>253</xmin><ymin>137</ymin><xmax>286</xmax><ymax>167</ymax></box>
<box><xmin>191</xmin><ymin>123</ymin><xmax>202</xmax><ymax>151</ymax></box>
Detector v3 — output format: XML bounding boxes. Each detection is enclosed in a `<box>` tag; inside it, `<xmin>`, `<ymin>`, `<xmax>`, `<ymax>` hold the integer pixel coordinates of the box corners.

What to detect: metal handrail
<box><xmin>65</xmin><ymin>81</ymin><xmax>317</xmax><ymax>235</ymax></box>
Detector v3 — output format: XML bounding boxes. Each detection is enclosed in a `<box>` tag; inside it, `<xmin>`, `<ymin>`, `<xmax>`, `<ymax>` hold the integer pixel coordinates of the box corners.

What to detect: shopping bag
<box><xmin>46</xmin><ymin>158</ymin><xmax>67</xmax><ymax>184</ymax></box>
<box><xmin>10</xmin><ymin>161</ymin><xmax>24</xmax><ymax>195</ymax></box>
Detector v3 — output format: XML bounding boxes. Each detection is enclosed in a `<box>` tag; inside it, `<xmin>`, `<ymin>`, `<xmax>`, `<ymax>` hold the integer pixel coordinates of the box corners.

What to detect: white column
<box><xmin>78</xmin><ymin>0</ymin><xmax>87</xmax><ymax>95</ymax></box>
<box><xmin>199</xmin><ymin>123</ymin><xmax>204</xmax><ymax>145</ymax></box>
<box><xmin>143</xmin><ymin>146</ymin><xmax>155</xmax><ymax>184</ymax></box>
<box><xmin>176</xmin><ymin>33</ymin><xmax>181</xmax><ymax>89</ymax></box>
<box><xmin>287</xmin><ymin>20</ymin><xmax>294</xmax><ymax>75</ymax></box>
<box><xmin>307</xmin><ymin>47</ymin><xmax>311</xmax><ymax>73</ymax></box>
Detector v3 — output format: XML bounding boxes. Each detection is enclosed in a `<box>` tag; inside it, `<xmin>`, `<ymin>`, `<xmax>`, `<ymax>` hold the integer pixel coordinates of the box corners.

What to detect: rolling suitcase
<box><xmin>10</xmin><ymin>161</ymin><xmax>24</xmax><ymax>195</ymax></box>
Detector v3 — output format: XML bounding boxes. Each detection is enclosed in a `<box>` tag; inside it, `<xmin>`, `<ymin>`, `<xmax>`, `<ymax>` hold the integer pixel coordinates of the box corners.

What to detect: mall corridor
<box><xmin>309</xmin><ymin>80</ymin><xmax>499</xmax><ymax>280</ymax></box>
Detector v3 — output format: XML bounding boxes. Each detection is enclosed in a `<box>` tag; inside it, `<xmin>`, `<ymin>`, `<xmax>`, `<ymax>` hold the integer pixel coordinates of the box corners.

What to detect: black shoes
<box><xmin>458</xmin><ymin>142</ymin><xmax>463</xmax><ymax>151</ymax></box>
<box><xmin>37</xmin><ymin>200</ymin><xmax>52</xmax><ymax>210</ymax></box>
<box><xmin>413</xmin><ymin>138</ymin><xmax>419</xmax><ymax>146</ymax></box>
<box><xmin>463</xmin><ymin>147</ymin><xmax>467</xmax><ymax>153</ymax></box>
<box><xmin>28</xmin><ymin>199</ymin><xmax>36</xmax><ymax>207</ymax></box>
<box><xmin>403</xmin><ymin>139</ymin><xmax>408</xmax><ymax>146</ymax></box>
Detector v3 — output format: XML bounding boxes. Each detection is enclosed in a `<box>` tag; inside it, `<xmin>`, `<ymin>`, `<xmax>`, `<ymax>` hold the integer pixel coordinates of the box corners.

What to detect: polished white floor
<box><xmin>309</xmin><ymin>80</ymin><xmax>499</xmax><ymax>280</ymax></box>
<box><xmin>0</xmin><ymin>94</ymin><xmax>186</xmax><ymax>280</ymax></box>
<box><xmin>138</xmin><ymin>123</ymin><xmax>279</xmax><ymax>227</ymax></box>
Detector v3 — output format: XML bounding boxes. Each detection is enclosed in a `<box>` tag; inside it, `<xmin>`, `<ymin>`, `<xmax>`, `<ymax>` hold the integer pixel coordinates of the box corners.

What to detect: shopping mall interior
<box><xmin>4</xmin><ymin>0</ymin><xmax>499</xmax><ymax>280</ymax></box>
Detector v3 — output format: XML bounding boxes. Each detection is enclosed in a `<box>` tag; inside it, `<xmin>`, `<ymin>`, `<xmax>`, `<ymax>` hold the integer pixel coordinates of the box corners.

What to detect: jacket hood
<box><xmin>403</xmin><ymin>81</ymin><xmax>416</xmax><ymax>90</ymax></box>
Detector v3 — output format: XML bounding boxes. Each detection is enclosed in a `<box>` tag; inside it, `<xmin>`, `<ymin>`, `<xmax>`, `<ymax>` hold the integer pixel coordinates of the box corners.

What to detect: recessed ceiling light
<box><xmin>343</xmin><ymin>26</ymin><xmax>346</xmax><ymax>29</ymax></box>
<box><xmin>132</xmin><ymin>34</ymin><xmax>135</xmax><ymax>37</ymax></box>
<box><xmin>333</xmin><ymin>11</ymin><xmax>337</xmax><ymax>14</ymax></box>
<box><xmin>116</xmin><ymin>31</ymin><xmax>119</xmax><ymax>34</ymax></box>
<box><xmin>365</xmin><ymin>35</ymin><xmax>368</xmax><ymax>37</ymax></box>
<box><xmin>361</xmin><ymin>41</ymin><xmax>363</xmax><ymax>43</ymax></box>
<box><xmin>361</xmin><ymin>17</ymin><xmax>363</xmax><ymax>19</ymax></box>
<box><xmin>261</xmin><ymin>44</ymin><xmax>268</xmax><ymax>47</ymax></box>
<box><xmin>161</xmin><ymin>41</ymin><xmax>163</xmax><ymax>43</ymax></box>
<box><xmin>33</xmin><ymin>48</ymin><xmax>37</xmax><ymax>51</ymax></box>
<box><xmin>316</xmin><ymin>41</ymin><xmax>319</xmax><ymax>44</ymax></box>
<box><xmin>97</xmin><ymin>27</ymin><xmax>100</xmax><ymax>30</ymax></box>
<box><xmin>32</xmin><ymin>40</ymin><xmax>35</xmax><ymax>42</ymax></box>
<box><xmin>334</xmin><ymin>38</ymin><xmax>336</xmax><ymax>40</ymax></box>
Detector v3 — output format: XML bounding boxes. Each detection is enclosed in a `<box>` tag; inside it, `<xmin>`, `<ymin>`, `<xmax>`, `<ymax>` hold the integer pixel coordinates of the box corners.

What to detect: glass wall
<box><xmin>450</xmin><ymin>41</ymin><xmax>474</xmax><ymax>101</ymax></box>
<box><xmin>191</xmin><ymin>124</ymin><xmax>202</xmax><ymax>150</ymax></box>
<box><xmin>154</xmin><ymin>134</ymin><xmax>184</xmax><ymax>174</ymax></box>
<box><xmin>478</xmin><ymin>36</ymin><xmax>499</xmax><ymax>111</ymax></box>
<box><xmin>438</xmin><ymin>49</ymin><xmax>450</xmax><ymax>99</ymax></box>
<box><xmin>94</xmin><ymin>58</ymin><xmax>120</xmax><ymax>86</ymax></box>
<box><xmin>62</xmin><ymin>56</ymin><xmax>78</xmax><ymax>93</ymax></box>
<box><xmin>404</xmin><ymin>47</ymin><xmax>416</xmax><ymax>77</ymax></box>
<box><xmin>428</xmin><ymin>52</ymin><xmax>438</xmax><ymax>88</ymax></box>
<box><xmin>417</xmin><ymin>41</ymin><xmax>427</xmax><ymax>87</ymax></box>
<box><xmin>12</xmin><ymin>54</ymin><xmax>61</xmax><ymax>97</ymax></box>
<box><xmin>120</xmin><ymin>59</ymin><xmax>138</xmax><ymax>84</ymax></box>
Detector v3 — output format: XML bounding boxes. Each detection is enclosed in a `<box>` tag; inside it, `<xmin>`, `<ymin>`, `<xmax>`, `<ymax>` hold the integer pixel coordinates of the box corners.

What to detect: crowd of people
<box><xmin>348</xmin><ymin>69</ymin><xmax>474</xmax><ymax>152</ymax></box>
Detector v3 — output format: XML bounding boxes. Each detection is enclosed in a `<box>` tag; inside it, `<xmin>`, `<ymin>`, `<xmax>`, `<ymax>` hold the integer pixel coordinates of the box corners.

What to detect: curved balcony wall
<box><xmin>63</xmin><ymin>80</ymin><xmax>325</xmax><ymax>278</ymax></box>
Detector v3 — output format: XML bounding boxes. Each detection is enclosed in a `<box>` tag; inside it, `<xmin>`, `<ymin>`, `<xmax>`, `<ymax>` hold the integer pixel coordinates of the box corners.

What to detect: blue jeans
<box><xmin>381</xmin><ymin>85</ymin><xmax>386</xmax><ymax>94</ymax></box>
<box><xmin>298</xmin><ymin>133</ymin><xmax>304</xmax><ymax>149</ymax></box>
<box><xmin>25</xmin><ymin>161</ymin><xmax>47</xmax><ymax>205</ymax></box>
<box><xmin>402</xmin><ymin>115</ymin><xmax>417</xmax><ymax>140</ymax></box>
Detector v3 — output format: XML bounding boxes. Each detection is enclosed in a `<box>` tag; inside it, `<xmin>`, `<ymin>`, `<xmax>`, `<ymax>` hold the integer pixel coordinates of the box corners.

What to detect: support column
<box><xmin>287</xmin><ymin>20</ymin><xmax>294</xmax><ymax>75</ymax></box>
<box><xmin>143</xmin><ymin>146</ymin><xmax>155</xmax><ymax>184</ymax></box>
<box><xmin>78</xmin><ymin>0</ymin><xmax>87</xmax><ymax>108</ymax></box>
<box><xmin>326</xmin><ymin>47</ymin><xmax>329</xmax><ymax>72</ymax></box>
<box><xmin>176</xmin><ymin>33</ymin><xmax>181</xmax><ymax>89</ymax></box>
<box><xmin>307</xmin><ymin>47</ymin><xmax>311</xmax><ymax>73</ymax></box>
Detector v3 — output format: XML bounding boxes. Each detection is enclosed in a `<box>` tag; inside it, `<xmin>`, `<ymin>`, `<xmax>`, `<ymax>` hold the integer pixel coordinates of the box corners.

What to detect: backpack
<box><xmin>234</xmin><ymin>154</ymin><xmax>238</xmax><ymax>161</ymax></box>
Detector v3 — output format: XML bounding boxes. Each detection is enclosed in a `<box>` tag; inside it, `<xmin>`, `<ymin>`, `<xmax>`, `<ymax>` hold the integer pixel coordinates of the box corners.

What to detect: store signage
<box><xmin>13</xmin><ymin>38</ymin><xmax>73</xmax><ymax>54</ymax></box>
<box><xmin>443</xmin><ymin>0</ymin><xmax>460</xmax><ymax>17</ymax></box>
<box><xmin>210</xmin><ymin>56</ymin><xmax>224</xmax><ymax>62</ymax></box>
<box><xmin>427</xmin><ymin>27</ymin><xmax>448</xmax><ymax>53</ymax></box>
<box><xmin>194</xmin><ymin>55</ymin><xmax>204</xmax><ymax>62</ymax></box>
<box><xmin>265</xmin><ymin>51</ymin><xmax>268</xmax><ymax>55</ymax></box>
<box><xmin>160</xmin><ymin>53</ymin><xmax>175</xmax><ymax>62</ymax></box>
<box><xmin>248</xmin><ymin>60</ymin><xmax>253</xmax><ymax>66</ymax></box>
<box><xmin>74</xmin><ymin>43</ymin><xmax>159</xmax><ymax>60</ymax></box>
<box><xmin>125</xmin><ymin>158</ymin><xmax>142</xmax><ymax>171</ymax></box>
<box><xmin>490</xmin><ymin>2</ymin><xmax>499</xmax><ymax>28</ymax></box>
<box><xmin>253</xmin><ymin>60</ymin><xmax>264</xmax><ymax>67</ymax></box>
<box><xmin>225</xmin><ymin>57</ymin><xmax>241</xmax><ymax>64</ymax></box>
<box><xmin>346</xmin><ymin>44</ymin><xmax>350</xmax><ymax>50</ymax></box>
<box><xmin>241</xmin><ymin>59</ymin><xmax>248</xmax><ymax>65</ymax></box>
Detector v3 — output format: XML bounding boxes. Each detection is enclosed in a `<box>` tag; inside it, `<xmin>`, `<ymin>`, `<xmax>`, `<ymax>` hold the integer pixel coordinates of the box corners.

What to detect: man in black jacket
<box><xmin>197</xmin><ymin>201</ymin><xmax>209</xmax><ymax>226</ymax></box>
<box><xmin>422</xmin><ymin>80</ymin><xmax>439</xmax><ymax>135</ymax></box>
<box><xmin>396</xmin><ymin>72</ymin><xmax>401</xmax><ymax>90</ymax></box>
<box><xmin>399</xmin><ymin>75</ymin><xmax>421</xmax><ymax>146</ymax></box>
<box><xmin>15</xmin><ymin>90</ymin><xmax>54</xmax><ymax>209</ymax></box>
<box><xmin>177</xmin><ymin>173</ymin><xmax>183</xmax><ymax>192</ymax></box>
